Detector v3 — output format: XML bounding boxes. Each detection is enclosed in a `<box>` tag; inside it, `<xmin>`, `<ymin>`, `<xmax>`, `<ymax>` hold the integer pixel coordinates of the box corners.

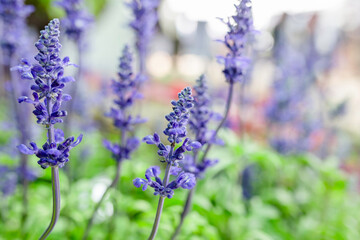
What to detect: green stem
<box><xmin>39</xmin><ymin>167</ymin><xmax>60</xmax><ymax>240</ymax></box>
<box><xmin>170</xmin><ymin>187</ymin><xmax>195</xmax><ymax>240</ymax></box>
<box><xmin>82</xmin><ymin>161</ymin><xmax>122</xmax><ymax>240</ymax></box>
<box><xmin>199</xmin><ymin>83</ymin><xmax>234</xmax><ymax>162</ymax></box>
<box><xmin>148</xmin><ymin>144</ymin><xmax>174</xmax><ymax>240</ymax></box>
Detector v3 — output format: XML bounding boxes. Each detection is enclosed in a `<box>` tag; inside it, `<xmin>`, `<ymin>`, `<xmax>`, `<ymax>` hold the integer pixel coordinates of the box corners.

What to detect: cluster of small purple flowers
<box><xmin>15</xmin><ymin>19</ymin><xmax>82</xmax><ymax>169</ymax></box>
<box><xmin>134</xmin><ymin>87</ymin><xmax>201</xmax><ymax>198</ymax></box>
<box><xmin>218</xmin><ymin>0</ymin><xmax>254</xmax><ymax>84</ymax></box>
<box><xmin>0</xmin><ymin>0</ymin><xmax>34</xmax><ymax>64</ymax></box>
<box><xmin>128</xmin><ymin>0</ymin><xmax>159</xmax><ymax>73</ymax></box>
<box><xmin>182</xmin><ymin>75</ymin><xmax>219</xmax><ymax>178</ymax></box>
<box><xmin>134</xmin><ymin>165</ymin><xmax>195</xmax><ymax>199</ymax></box>
<box><xmin>55</xmin><ymin>0</ymin><xmax>93</xmax><ymax>43</ymax></box>
<box><xmin>103</xmin><ymin>45</ymin><xmax>145</xmax><ymax>162</ymax></box>
<box><xmin>266</xmin><ymin>41</ymin><xmax>321</xmax><ymax>154</ymax></box>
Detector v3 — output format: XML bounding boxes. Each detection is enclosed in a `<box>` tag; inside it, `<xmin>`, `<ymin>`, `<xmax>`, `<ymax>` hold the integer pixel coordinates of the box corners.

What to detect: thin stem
<box><xmin>148</xmin><ymin>144</ymin><xmax>175</xmax><ymax>240</ymax></box>
<box><xmin>39</xmin><ymin>167</ymin><xmax>60</xmax><ymax>240</ymax></box>
<box><xmin>82</xmin><ymin>161</ymin><xmax>122</xmax><ymax>240</ymax></box>
<box><xmin>200</xmin><ymin>83</ymin><xmax>234</xmax><ymax>162</ymax></box>
<box><xmin>170</xmin><ymin>187</ymin><xmax>195</xmax><ymax>240</ymax></box>
<box><xmin>105</xmin><ymin>195</ymin><xmax>118</xmax><ymax>240</ymax></box>
<box><xmin>171</xmin><ymin>83</ymin><xmax>234</xmax><ymax>240</ymax></box>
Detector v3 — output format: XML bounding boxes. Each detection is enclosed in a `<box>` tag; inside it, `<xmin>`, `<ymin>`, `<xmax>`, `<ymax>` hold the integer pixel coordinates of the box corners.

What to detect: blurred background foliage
<box><xmin>1</xmin><ymin>129</ymin><xmax>359</xmax><ymax>239</ymax></box>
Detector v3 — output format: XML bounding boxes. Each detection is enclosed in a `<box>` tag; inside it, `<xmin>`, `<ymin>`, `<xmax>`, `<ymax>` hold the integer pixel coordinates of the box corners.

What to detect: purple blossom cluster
<box><xmin>18</xmin><ymin>129</ymin><xmax>81</xmax><ymax>169</ymax></box>
<box><xmin>0</xmin><ymin>165</ymin><xmax>17</xmax><ymax>197</ymax></box>
<box><xmin>218</xmin><ymin>0</ymin><xmax>254</xmax><ymax>84</ymax></box>
<box><xmin>0</xmin><ymin>164</ymin><xmax>37</xmax><ymax>196</ymax></box>
<box><xmin>134</xmin><ymin>87</ymin><xmax>201</xmax><ymax>198</ymax></box>
<box><xmin>181</xmin><ymin>155</ymin><xmax>218</xmax><ymax>179</ymax></box>
<box><xmin>182</xmin><ymin>75</ymin><xmax>220</xmax><ymax>178</ymax></box>
<box><xmin>188</xmin><ymin>75</ymin><xmax>215</xmax><ymax>145</ymax></box>
<box><xmin>55</xmin><ymin>0</ymin><xmax>93</xmax><ymax>43</ymax></box>
<box><xmin>134</xmin><ymin>166</ymin><xmax>195</xmax><ymax>198</ymax></box>
<box><xmin>103</xmin><ymin>45</ymin><xmax>145</xmax><ymax>162</ymax></box>
<box><xmin>0</xmin><ymin>0</ymin><xmax>34</xmax><ymax>64</ymax></box>
<box><xmin>266</xmin><ymin>40</ymin><xmax>322</xmax><ymax>154</ymax></box>
<box><xmin>127</xmin><ymin>0</ymin><xmax>159</xmax><ymax>73</ymax></box>
<box><xmin>14</xmin><ymin>19</ymin><xmax>82</xmax><ymax>168</ymax></box>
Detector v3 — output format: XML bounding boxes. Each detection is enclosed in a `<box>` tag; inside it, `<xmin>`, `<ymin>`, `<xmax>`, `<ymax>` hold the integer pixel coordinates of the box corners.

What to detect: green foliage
<box><xmin>0</xmin><ymin>130</ymin><xmax>359</xmax><ymax>239</ymax></box>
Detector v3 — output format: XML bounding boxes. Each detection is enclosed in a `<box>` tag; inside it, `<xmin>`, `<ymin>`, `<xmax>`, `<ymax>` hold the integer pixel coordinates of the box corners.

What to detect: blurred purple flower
<box><xmin>217</xmin><ymin>0</ymin><xmax>254</xmax><ymax>84</ymax></box>
<box><xmin>127</xmin><ymin>0</ymin><xmax>159</xmax><ymax>74</ymax></box>
<box><xmin>55</xmin><ymin>0</ymin><xmax>93</xmax><ymax>43</ymax></box>
<box><xmin>0</xmin><ymin>0</ymin><xmax>34</xmax><ymax>65</ymax></box>
<box><xmin>104</xmin><ymin>45</ymin><xmax>145</xmax><ymax>162</ymax></box>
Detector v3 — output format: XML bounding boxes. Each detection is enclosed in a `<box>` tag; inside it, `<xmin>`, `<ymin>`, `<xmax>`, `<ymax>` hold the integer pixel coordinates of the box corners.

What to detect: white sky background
<box><xmin>166</xmin><ymin>0</ymin><xmax>346</xmax><ymax>29</ymax></box>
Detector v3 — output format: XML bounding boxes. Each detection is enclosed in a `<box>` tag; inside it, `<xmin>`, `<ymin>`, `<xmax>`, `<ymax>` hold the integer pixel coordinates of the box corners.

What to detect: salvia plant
<box><xmin>127</xmin><ymin>0</ymin><xmax>159</xmax><ymax>75</ymax></box>
<box><xmin>170</xmin><ymin>75</ymin><xmax>220</xmax><ymax>239</ymax></box>
<box><xmin>266</xmin><ymin>39</ymin><xmax>322</xmax><ymax>155</ymax></box>
<box><xmin>170</xmin><ymin>1</ymin><xmax>255</xmax><ymax>238</ymax></box>
<box><xmin>14</xmin><ymin>18</ymin><xmax>82</xmax><ymax>239</ymax></box>
<box><xmin>133</xmin><ymin>87</ymin><xmax>201</xmax><ymax>240</ymax></box>
<box><xmin>0</xmin><ymin>0</ymin><xmax>34</xmax><ymax>228</ymax></box>
<box><xmin>82</xmin><ymin>45</ymin><xmax>146</xmax><ymax>240</ymax></box>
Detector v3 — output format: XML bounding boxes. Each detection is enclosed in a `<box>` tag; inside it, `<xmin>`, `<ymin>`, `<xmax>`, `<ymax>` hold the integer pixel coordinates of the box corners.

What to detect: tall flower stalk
<box><xmin>0</xmin><ymin>0</ymin><xmax>34</xmax><ymax>228</ymax></box>
<box><xmin>15</xmin><ymin>19</ymin><xmax>82</xmax><ymax>239</ymax></box>
<box><xmin>171</xmin><ymin>0</ymin><xmax>254</xmax><ymax>239</ymax></box>
<box><xmin>133</xmin><ymin>87</ymin><xmax>201</xmax><ymax>240</ymax></box>
<box><xmin>56</xmin><ymin>0</ymin><xmax>93</xmax><ymax>135</ymax></box>
<box><xmin>82</xmin><ymin>45</ymin><xmax>145</xmax><ymax>240</ymax></box>
<box><xmin>128</xmin><ymin>0</ymin><xmax>159</xmax><ymax>76</ymax></box>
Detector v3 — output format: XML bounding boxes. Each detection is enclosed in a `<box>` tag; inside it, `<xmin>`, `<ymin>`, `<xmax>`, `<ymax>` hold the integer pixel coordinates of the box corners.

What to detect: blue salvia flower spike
<box><xmin>82</xmin><ymin>45</ymin><xmax>145</xmax><ymax>240</ymax></box>
<box><xmin>0</xmin><ymin>0</ymin><xmax>34</xmax><ymax>229</ymax></box>
<box><xmin>127</xmin><ymin>0</ymin><xmax>159</xmax><ymax>75</ymax></box>
<box><xmin>15</xmin><ymin>19</ymin><xmax>82</xmax><ymax>240</ymax></box>
<box><xmin>171</xmin><ymin>1</ymin><xmax>255</xmax><ymax>239</ymax></box>
<box><xmin>133</xmin><ymin>87</ymin><xmax>200</xmax><ymax>240</ymax></box>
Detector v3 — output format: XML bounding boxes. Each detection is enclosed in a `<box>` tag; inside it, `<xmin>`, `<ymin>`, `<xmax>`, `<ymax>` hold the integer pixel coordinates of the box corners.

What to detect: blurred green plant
<box><xmin>0</xmin><ymin>129</ymin><xmax>359</xmax><ymax>239</ymax></box>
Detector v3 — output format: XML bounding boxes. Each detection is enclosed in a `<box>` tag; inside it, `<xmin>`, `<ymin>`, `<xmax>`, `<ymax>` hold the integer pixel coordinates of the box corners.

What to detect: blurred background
<box><xmin>1</xmin><ymin>0</ymin><xmax>360</xmax><ymax>239</ymax></box>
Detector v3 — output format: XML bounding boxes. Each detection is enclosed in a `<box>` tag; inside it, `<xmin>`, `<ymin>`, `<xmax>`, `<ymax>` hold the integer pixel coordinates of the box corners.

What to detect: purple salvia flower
<box><xmin>181</xmin><ymin>154</ymin><xmax>218</xmax><ymax>179</ymax></box>
<box><xmin>133</xmin><ymin>166</ymin><xmax>196</xmax><ymax>199</ymax></box>
<box><xmin>127</xmin><ymin>0</ymin><xmax>159</xmax><ymax>74</ymax></box>
<box><xmin>171</xmin><ymin>2</ymin><xmax>255</xmax><ymax>239</ymax></box>
<box><xmin>0</xmin><ymin>0</ymin><xmax>34</xmax><ymax>65</ymax></box>
<box><xmin>0</xmin><ymin>165</ymin><xmax>17</xmax><ymax>197</ymax></box>
<box><xmin>103</xmin><ymin>45</ymin><xmax>145</xmax><ymax>162</ymax></box>
<box><xmin>181</xmin><ymin>75</ymin><xmax>221</xmax><ymax>179</ymax></box>
<box><xmin>142</xmin><ymin>87</ymin><xmax>201</xmax><ymax>165</ymax></box>
<box><xmin>133</xmin><ymin>87</ymin><xmax>200</xmax><ymax>240</ymax></box>
<box><xmin>15</xmin><ymin>18</ymin><xmax>83</xmax><ymax>167</ymax></box>
<box><xmin>188</xmin><ymin>75</ymin><xmax>214</xmax><ymax>145</ymax></box>
<box><xmin>163</xmin><ymin>87</ymin><xmax>194</xmax><ymax>144</ymax></box>
<box><xmin>217</xmin><ymin>0</ymin><xmax>254</xmax><ymax>84</ymax></box>
<box><xmin>55</xmin><ymin>0</ymin><xmax>93</xmax><ymax>43</ymax></box>
<box><xmin>14</xmin><ymin>18</ymin><xmax>82</xmax><ymax>239</ymax></box>
<box><xmin>241</xmin><ymin>164</ymin><xmax>255</xmax><ymax>201</ymax></box>
<box><xmin>82</xmin><ymin>46</ymin><xmax>145</xmax><ymax>239</ymax></box>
